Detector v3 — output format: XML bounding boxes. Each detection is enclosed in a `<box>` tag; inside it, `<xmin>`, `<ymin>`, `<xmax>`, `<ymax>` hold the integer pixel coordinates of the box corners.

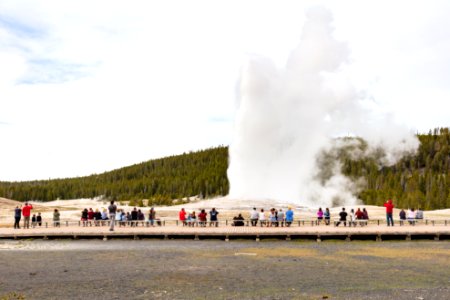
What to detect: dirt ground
<box><xmin>0</xmin><ymin>240</ymin><xmax>449</xmax><ymax>299</ymax></box>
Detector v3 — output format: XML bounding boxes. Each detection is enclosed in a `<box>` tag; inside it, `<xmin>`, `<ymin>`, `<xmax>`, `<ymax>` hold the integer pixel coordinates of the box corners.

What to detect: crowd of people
<box><xmin>178</xmin><ymin>208</ymin><xmax>219</xmax><ymax>227</ymax></box>
<box><xmin>12</xmin><ymin>199</ymin><xmax>427</xmax><ymax>229</ymax></box>
<box><xmin>13</xmin><ymin>203</ymin><xmax>62</xmax><ymax>228</ymax></box>
<box><xmin>80</xmin><ymin>205</ymin><xmax>161</xmax><ymax>228</ymax></box>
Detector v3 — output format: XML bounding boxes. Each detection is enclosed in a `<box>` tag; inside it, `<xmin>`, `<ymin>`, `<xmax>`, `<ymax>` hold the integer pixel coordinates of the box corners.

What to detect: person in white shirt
<box><xmin>259</xmin><ymin>209</ymin><xmax>266</xmax><ymax>227</ymax></box>
<box><xmin>250</xmin><ymin>207</ymin><xmax>259</xmax><ymax>227</ymax></box>
<box><xmin>407</xmin><ymin>208</ymin><xmax>416</xmax><ymax>225</ymax></box>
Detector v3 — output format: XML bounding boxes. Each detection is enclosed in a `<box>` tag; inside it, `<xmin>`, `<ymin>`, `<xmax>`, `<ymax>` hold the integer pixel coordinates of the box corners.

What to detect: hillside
<box><xmin>0</xmin><ymin>128</ymin><xmax>449</xmax><ymax>209</ymax></box>
<box><xmin>0</xmin><ymin>146</ymin><xmax>229</xmax><ymax>206</ymax></box>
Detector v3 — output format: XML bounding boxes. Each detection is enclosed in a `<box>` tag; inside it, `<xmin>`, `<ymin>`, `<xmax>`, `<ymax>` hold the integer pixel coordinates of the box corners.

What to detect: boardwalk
<box><xmin>1</xmin><ymin>223</ymin><xmax>449</xmax><ymax>241</ymax></box>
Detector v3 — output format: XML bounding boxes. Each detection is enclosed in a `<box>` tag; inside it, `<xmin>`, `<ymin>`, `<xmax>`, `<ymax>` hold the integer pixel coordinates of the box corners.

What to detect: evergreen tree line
<box><xmin>0</xmin><ymin>147</ymin><xmax>229</xmax><ymax>206</ymax></box>
<box><xmin>0</xmin><ymin>129</ymin><xmax>449</xmax><ymax>209</ymax></box>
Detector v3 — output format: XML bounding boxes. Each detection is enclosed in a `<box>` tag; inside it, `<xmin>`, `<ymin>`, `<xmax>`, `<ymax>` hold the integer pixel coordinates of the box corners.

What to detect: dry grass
<box><xmin>340</xmin><ymin>247</ymin><xmax>450</xmax><ymax>260</ymax></box>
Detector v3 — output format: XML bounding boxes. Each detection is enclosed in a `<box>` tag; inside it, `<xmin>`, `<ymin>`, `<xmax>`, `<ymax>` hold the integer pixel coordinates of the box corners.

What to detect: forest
<box><xmin>0</xmin><ymin>128</ymin><xmax>449</xmax><ymax>209</ymax></box>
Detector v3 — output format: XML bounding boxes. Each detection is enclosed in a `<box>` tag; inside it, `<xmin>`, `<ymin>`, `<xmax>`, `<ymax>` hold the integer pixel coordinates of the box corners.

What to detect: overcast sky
<box><xmin>1</xmin><ymin>0</ymin><xmax>450</xmax><ymax>181</ymax></box>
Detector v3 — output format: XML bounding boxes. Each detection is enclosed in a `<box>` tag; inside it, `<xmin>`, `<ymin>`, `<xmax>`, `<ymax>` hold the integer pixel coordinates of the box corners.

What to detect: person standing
<box><xmin>384</xmin><ymin>199</ymin><xmax>394</xmax><ymax>226</ymax></box>
<box><xmin>37</xmin><ymin>212</ymin><xmax>42</xmax><ymax>227</ymax></box>
<box><xmin>108</xmin><ymin>200</ymin><xmax>117</xmax><ymax>231</ymax></box>
<box><xmin>22</xmin><ymin>202</ymin><xmax>33</xmax><ymax>229</ymax></box>
<box><xmin>53</xmin><ymin>209</ymin><xmax>61</xmax><ymax>227</ymax></box>
<box><xmin>14</xmin><ymin>206</ymin><xmax>21</xmax><ymax>229</ymax></box>
<box><xmin>209</xmin><ymin>208</ymin><xmax>219</xmax><ymax>227</ymax></box>
<box><xmin>131</xmin><ymin>207</ymin><xmax>138</xmax><ymax>227</ymax></box>
<box><xmin>148</xmin><ymin>207</ymin><xmax>156</xmax><ymax>226</ymax></box>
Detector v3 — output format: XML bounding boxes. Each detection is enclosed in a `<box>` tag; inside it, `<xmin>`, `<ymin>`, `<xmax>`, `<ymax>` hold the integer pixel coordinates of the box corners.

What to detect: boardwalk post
<box><xmin>434</xmin><ymin>234</ymin><xmax>440</xmax><ymax>241</ymax></box>
<box><xmin>103</xmin><ymin>235</ymin><xmax>108</xmax><ymax>241</ymax></box>
<box><xmin>194</xmin><ymin>235</ymin><xmax>200</xmax><ymax>241</ymax></box>
<box><xmin>345</xmin><ymin>235</ymin><xmax>351</xmax><ymax>242</ymax></box>
<box><xmin>134</xmin><ymin>235</ymin><xmax>139</xmax><ymax>240</ymax></box>
<box><xmin>164</xmin><ymin>234</ymin><xmax>169</xmax><ymax>240</ymax></box>
<box><xmin>45</xmin><ymin>222</ymin><xmax>48</xmax><ymax>228</ymax></box>
<box><xmin>406</xmin><ymin>234</ymin><xmax>411</xmax><ymax>241</ymax></box>
<box><xmin>376</xmin><ymin>234</ymin><xmax>382</xmax><ymax>242</ymax></box>
<box><xmin>286</xmin><ymin>235</ymin><xmax>291</xmax><ymax>241</ymax></box>
<box><xmin>225</xmin><ymin>235</ymin><xmax>229</xmax><ymax>242</ymax></box>
<box><xmin>316</xmin><ymin>235</ymin><xmax>321</xmax><ymax>243</ymax></box>
<box><xmin>256</xmin><ymin>235</ymin><xmax>260</xmax><ymax>242</ymax></box>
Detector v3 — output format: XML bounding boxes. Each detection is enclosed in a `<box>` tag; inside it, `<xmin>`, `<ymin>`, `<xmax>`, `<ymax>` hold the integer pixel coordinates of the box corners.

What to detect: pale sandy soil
<box><xmin>1</xmin><ymin>196</ymin><xmax>449</xmax><ymax>227</ymax></box>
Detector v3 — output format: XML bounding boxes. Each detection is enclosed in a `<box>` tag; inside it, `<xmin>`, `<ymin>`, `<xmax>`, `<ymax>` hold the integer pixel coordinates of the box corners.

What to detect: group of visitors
<box><xmin>13</xmin><ymin>203</ymin><xmax>61</xmax><ymax>228</ymax></box>
<box><xmin>247</xmin><ymin>207</ymin><xmax>294</xmax><ymax>227</ymax></box>
<box><xmin>335</xmin><ymin>207</ymin><xmax>370</xmax><ymax>227</ymax></box>
<box><xmin>13</xmin><ymin>203</ymin><xmax>33</xmax><ymax>229</ymax></box>
<box><xmin>81</xmin><ymin>205</ymin><xmax>160</xmax><ymax>228</ymax></box>
<box><xmin>384</xmin><ymin>199</ymin><xmax>425</xmax><ymax>226</ymax></box>
<box><xmin>399</xmin><ymin>207</ymin><xmax>424</xmax><ymax>225</ymax></box>
<box><xmin>178</xmin><ymin>208</ymin><xmax>219</xmax><ymax>227</ymax></box>
<box><xmin>11</xmin><ymin>199</ymin><xmax>428</xmax><ymax>230</ymax></box>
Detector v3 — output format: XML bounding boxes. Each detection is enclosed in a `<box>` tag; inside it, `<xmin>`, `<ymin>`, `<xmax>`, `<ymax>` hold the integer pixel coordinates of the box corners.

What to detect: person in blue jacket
<box><xmin>285</xmin><ymin>207</ymin><xmax>294</xmax><ymax>227</ymax></box>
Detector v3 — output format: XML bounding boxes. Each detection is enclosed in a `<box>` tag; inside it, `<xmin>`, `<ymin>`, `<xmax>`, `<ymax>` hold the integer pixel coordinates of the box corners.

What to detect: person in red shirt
<box><xmin>87</xmin><ymin>208</ymin><xmax>95</xmax><ymax>226</ymax></box>
<box><xmin>22</xmin><ymin>202</ymin><xmax>33</xmax><ymax>229</ymax></box>
<box><xmin>355</xmin><ymin>208</ymin><xmax>364</xmax><ymax>220</ymax></box>
<box><xmin>179</xmin><ymin>208</ymin><xmax>187</xmax><ymax>226</ymax></box>
<box><xmin>198</xmin><ymin>209</ymin><xmax>207</xmax><ymax>227</ymax></box>
<box><xmin>384</xmin><ymin>199</ymin><xmax>394</xmax><ymax>226</ymax></box>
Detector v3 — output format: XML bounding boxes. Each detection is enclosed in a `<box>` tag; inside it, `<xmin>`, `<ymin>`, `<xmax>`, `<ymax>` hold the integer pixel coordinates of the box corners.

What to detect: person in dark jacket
<box><xmin>81</xmin><ymin>208</ymin><xmax>88</xmax><ymax>227</ymax></box>
<box><xmin>53</xmin><ymin>209</ymin><xmax>61</xmax><ymax>227</ymax></box>
<box><xmin>36</xmin><ymin>213</ymin><xmax>42</xmax><ymax>227</ymax></box>
<box><xmin>335</xmin><ymin>208</ymin><xmax>348</xmax><ymax>227</ymax></box>
<box><xmin>131</xmin><ymin>207</ymin><xmax>138</xmax><ymax>226</ymax></box>
<box><xmin>232</xmin><ymin>214</ymin><xmax>245</xmax><ymax>226</ymax></box>
<box><xmin>399</xmin><ymin>209</ymin><xmax>406</xmax><ymax>221</ymax></box>
<box><xmin>14</xmin><ymin>206</ymin><xmax>21</xmax><ymax>229</ymax></box>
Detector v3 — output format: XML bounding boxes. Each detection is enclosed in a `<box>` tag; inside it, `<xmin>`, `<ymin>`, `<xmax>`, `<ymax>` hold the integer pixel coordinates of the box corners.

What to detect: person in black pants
<box><xmin>336</xmin><ymin>208</ymin><xmax>348</xmax><ymax>227</ymax></box>
<box><xmin>14</xmin><ymin>206</ymin><xmax>21</xmax><ymax>229</ymax></box>
<box><xmin>131</xmin><ymin>207</ymin><xmax>138</xmax><ymax>227</ymax></box>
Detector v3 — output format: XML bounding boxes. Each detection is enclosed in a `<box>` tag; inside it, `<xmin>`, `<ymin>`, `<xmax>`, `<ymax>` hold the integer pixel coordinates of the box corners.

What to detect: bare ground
<box><xmin>0</xmin><ymin>240</ymin><xmax>449</xmax><ymax>299</ymax></box>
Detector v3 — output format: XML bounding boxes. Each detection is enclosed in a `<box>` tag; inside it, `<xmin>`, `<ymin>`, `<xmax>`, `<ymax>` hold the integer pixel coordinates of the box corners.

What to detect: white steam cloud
<box><xmin>227</xmin><ymin>7</ymin><xmax>419</xmax><ymax>207</ymax></box>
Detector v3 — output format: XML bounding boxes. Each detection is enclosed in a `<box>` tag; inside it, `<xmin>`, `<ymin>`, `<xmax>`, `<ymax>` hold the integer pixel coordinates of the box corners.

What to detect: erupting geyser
<box><xmin>227</xmin><ymin>7</ymin><xmax>418</xmax><ymax>207</ymax></box>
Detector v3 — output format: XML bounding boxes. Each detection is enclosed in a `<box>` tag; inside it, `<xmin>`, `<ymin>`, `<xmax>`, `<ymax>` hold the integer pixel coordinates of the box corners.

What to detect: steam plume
<box><xmin>227</xmin><ymin>7</ymin><xmax>418</xmax><ymax>207</ymax></box>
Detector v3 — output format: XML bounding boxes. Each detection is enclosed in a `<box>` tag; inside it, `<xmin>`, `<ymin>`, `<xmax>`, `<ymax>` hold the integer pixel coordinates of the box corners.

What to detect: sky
<box><xmin>1</xmin><ymin>0</ymin><xmax>450</xmax><ymax>181</ymax></box>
